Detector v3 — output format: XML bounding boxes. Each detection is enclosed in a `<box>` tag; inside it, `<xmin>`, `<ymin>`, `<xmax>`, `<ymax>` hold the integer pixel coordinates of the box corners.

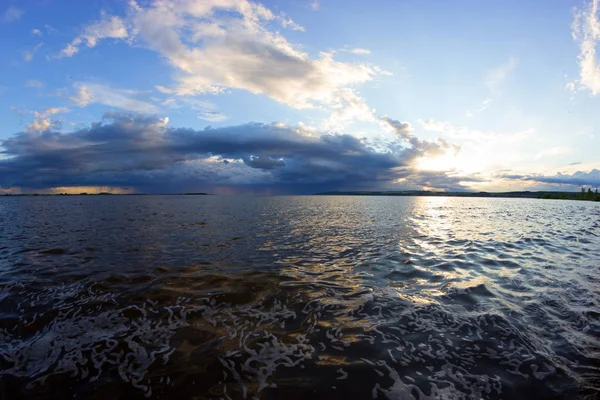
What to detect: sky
<box><xmin>0</xmin><ymin>0</ymin><xmax>599</xmax><ymax>194</ymax></box>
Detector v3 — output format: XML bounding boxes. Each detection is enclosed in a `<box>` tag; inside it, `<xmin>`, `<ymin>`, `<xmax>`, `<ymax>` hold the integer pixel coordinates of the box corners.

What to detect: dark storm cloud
<box><xmin>395</xmin><ymin>169</ymin><xmax>486</xmax><ymax>191</ymax></box>
<box><xmin>0</xmin><ymin>113</ymin><xmax>462</xmax><ymax>193</ymax></box>
<box><xmin>242</xmin><ymin>155</ymin><xmax>286</xmax><ymax>170</ymax></box>
<box><xmin>500</xmin><ymin>169</ymin><xmax>600</xmax><ymax>188</ymax></box>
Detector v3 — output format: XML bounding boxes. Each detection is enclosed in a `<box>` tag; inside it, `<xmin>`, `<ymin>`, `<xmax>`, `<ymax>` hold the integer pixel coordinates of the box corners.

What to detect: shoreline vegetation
<box><xmin>315</xmin><ymin>189</ymin><xmax>600</xmax><ymax>202</ymax></box>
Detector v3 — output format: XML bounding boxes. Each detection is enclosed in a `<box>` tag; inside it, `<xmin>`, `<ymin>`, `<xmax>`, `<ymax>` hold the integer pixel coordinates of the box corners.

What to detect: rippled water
<box><xmin>0</xmin><ymin>196</ymin><xmax>599</xmax><ymax>399</ymax></box>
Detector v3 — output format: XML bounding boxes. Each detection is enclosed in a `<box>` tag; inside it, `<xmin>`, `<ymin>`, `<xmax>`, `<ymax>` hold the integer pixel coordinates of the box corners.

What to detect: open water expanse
<box><xmin>0</xmin><ymin>195</ymin><xmax>598</xmax><ymax>399</ymax></box>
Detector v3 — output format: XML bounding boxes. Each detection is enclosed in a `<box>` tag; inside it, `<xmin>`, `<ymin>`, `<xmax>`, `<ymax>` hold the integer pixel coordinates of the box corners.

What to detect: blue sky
<box><xmin>0</xmin><ymin>0</ymin><xmax>599</xmax><ymax>194</ymax></box>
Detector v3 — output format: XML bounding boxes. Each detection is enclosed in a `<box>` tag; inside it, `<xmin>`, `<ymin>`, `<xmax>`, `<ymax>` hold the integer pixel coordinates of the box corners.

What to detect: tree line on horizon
<box><xmin>542</xmin><ymin>187</ymin><xmax>599</xmax><ymax>201</ymax></box>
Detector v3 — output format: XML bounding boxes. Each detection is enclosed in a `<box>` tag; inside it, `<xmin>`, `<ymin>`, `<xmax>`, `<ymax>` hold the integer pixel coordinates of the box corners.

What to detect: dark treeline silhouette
<box><xmin>316</xmin><ymin>189</ymin><xmax>600</xmax><ymax>201</ymax></box>
<box><xmin>542</xmin><ymin>187</ymin><xmax>599</xmax><ymax>201</ymax></box>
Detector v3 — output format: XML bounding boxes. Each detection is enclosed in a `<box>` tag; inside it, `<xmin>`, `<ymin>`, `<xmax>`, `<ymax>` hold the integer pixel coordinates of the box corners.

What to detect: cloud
<box><xmin>25</xmin><ymin>80</ymin><xmax>45</xmax><ymax>88</ymax></box>
<box><xmin>10</xmin><ymin>106</ymin><xmax>26</xmax><ymax>117</ymax></box>
<box><xmin>465</xmin><ymin>98</ymin><xmax>492</xmax><ymax>117</ymax></box>
<box><xmin>33</xmin><ymin>107</ymin><xmax>69</xmax><ymax>119</ymax></box>
<box><xmin>243</xmin><ymin>155</ymin><xmax>286</xmax><ymax>169</ymax></box>
<box><xmin>128</xmin><ymin>0</ymin><xmax>375</xmax><ymax>107</ymax></box>
<box><xmin>70</xmin><ymin>84</ymin><xmax>93</xmax><ymax>107</ymax></box>
<box><xmin>477</xmin><ymin>98</ymin><xmax>493</xmax><ymax>111</ymax></box>
<box><xmin>501</xmin><ymin>169</ymin><xmax>600</xmax><ymax>188</ymax></box>
<box><xmin>393</xmin><ymin>169</ymin><xmax>486</xmax><ymax>192</ymax></box>
<box><xmin>324</xmin><ymin>88</ymin><xmax>376</xmax><ymax>129</ymax></box>
<box><xmin>32</xmin><ymin>28</ymin><xmax>42</xmax><ymax>36</ymax></box>
<box><xmin>380</xmin><ymin>116</ymin><xmax>460</xmax><ymax>160</ymax></box>
<box><xmin>59</xmin><ymin>0</ymin><xmax>382</xmax><ymax>125</ymax></box>
<box><xmin>380</xmin><ymin>117</ymin><xmax>412</xmax><ymax>139</ymax></box>
<box><xmin>162</xmin><ymin>97</ymin><xmax>228</xmax><ymax>122</ymax></box>
<box><xmin>44</xmin><ymin>24</ymin><xmax>58</xmax><ymax>34</ymax></box>
<box><xmin>68</xmin><ymin>83</ymin><xmax>159</xmax><ymax>113</ymax></box>
<box><xmin>534</xmin><ymin>146</ymin><xmax>573</xmax><ymax>160</ymax></box>
<box><xmin>27</xmin><ymin>107</ymin><xmax>69</xmax><ymax>132</ymax></box>
<box><xmin>280</xmin><ymin>16</ymin><xmax>305</xmax><ymax>32</ymax></box>
<box><xmin>418</xmin><ymin>119</ymin><xmax>538</xmax><ymax>176</ymax></box>
<box><xmin>0</xmin><ymin>112</ymin><xmax>461</xmax><ymax>193</ymax></box>
<box><xmin>309</xmin><ymin>1</ymin><xmax>320</xmax><ymax>11</ymax></box>
<box><xmin>485</xmin><ymin>57</ymin><xmax>518</xmax><ymax>91</ymax></box>
<box><xmin>27</xmin><ymin>119</ymin><xmax>59</xmax><ymax>132</ymax></box>
<box><xmin>1</xmin><ymin>6</ymin><xmax>23</xmax><ymax>23</ymax></box>
<box><xmin>565</xmin><ymin>81</ymin><xmax>576</xmax><ymax>91</ymax></box>
<box><xmin>572</xmin><ymin>0</ymin><xmax>600</xmax><ymax>94</ymax></box>
<box><xmin>24</xmin><ymin>42</ymin><xmax>44</xmax><ymax>62</ymax></box>
<box><xmin>347</xmin><ymin>48</ymin><xmax>371</xmax><ymax>55</ymax></box>
<box><xmin>420</xmin><ymin>119</ymin><xmax>515</xmax><ymax>143</ymax></box>
<box><xmin>420</xmin><ymin>119</ymin><xmax>452</xmax><ymax>133</ymax></box>
<box><xmin>198</xmin><ymin>110</ymin><xmax>229</xmax><ymax>122</ymax></box>
<box><xmin>57</xmin><ymin>15</ymin><xmax>128</xmax><ymax>58</ymax></box>
<box><xmin>468</xmin><ymin>59</ymin><xmax>502</xmax><ymax>116</ymax></box>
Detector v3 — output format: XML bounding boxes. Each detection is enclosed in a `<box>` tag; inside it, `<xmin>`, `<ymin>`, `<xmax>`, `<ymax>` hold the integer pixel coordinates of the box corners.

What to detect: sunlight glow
<box><xmin>50</xmin><ymin>186</ymin><xmax>136</xmax><ymax>194</ymax></box>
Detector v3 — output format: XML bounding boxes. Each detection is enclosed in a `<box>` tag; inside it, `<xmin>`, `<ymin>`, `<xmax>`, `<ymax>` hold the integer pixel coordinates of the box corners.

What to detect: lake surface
<box><xmin>0</xmin><ymin>196</ymin><xmax>599</xmax><ymax>399</ymax></box>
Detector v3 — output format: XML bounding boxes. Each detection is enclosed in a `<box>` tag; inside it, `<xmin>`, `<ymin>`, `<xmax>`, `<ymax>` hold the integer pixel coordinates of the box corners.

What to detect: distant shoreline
<box><xmin>314</xmin><ymin>190</ymin><xmax>600</xmax><ymax>201</ymax></box>
<box><xmin>1</xmin><ymin>191</ymin><xmax>598</xmax><ymax>202</ymax></box>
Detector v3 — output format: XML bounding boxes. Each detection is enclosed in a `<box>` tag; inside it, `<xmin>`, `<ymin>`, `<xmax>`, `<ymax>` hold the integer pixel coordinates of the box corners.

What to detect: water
<box><xmin>0</xmin><ymin>196</ymin><xmax>598</xmax><ymax>399</ymax></box>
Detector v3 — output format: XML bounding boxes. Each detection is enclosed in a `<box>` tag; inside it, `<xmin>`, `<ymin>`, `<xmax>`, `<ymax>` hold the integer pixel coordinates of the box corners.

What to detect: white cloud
<box><xmin>420</xmin><ymin>119</ymin><xmax>528</xmax><ymax>143</ymax></box>
<box><xmin>28</xmin><ymin>119</ymin><xmax>55</xmax><ymax>132</ymax></box>
<box><xmin>572</xmin><ymin>0</ymin><xmax>600</xmax><ymax>94</ymax></box>
<box><xmin>465</xmin><ymin>59</ymin><xmax>515</xmax><ymax>117</ymax></box>
<box><xmin>44</xmin><ymin>24</ymin><xmax>58</xmax><ymax>34</ymax></box>
<box><xmin>466</xmin><ymin>97</ymin><xmax>493</xmax><ymax>116</ymax></box>
<box><xmin>129</xmin><ymin>1</ymin><xmax>374</xmax><ymax>107</ymax></box>
<box><xmin>57</xmin><ymin>15</ymin><xmax>128</xmax><ymax>58</ymax></box>
<box><xmin>25</xmin><ymin>80</ymin><xmax>45</xmax><ymax>88</ymax></box>
<box><xmin>1</xmin><ymin>6</ymin><xmax>23</xmax><ymax>23</ymax></box>
<box><xmin>28</xmin><ymin>107</ymin><xmax>69</xmax><ymax>132</ymax></box>
<box><xmin>324</xmin><ymin>88</ymin><xmax>375</xmax><ymax>129</ymax></box>
<box><xmin>163</xmin><ymin>97</ymin><xmax>228</xmax><ymax>122</ymax></box>
<box><xmin>69</xmin><ymin>82</ymin><xmax>159</xmax><ymax>113</ymax></box>
<box><xmin>281</xmin><ymin>17</ymin><xmax>305</xmax><ymax>32</ymax></box>
<box><xmin>347</xmin><ymin>48</ymin><xmax>371</xmax><ymax>55</ymax></box>
<box><xmin>60</xmin><ymin>0</ymin><xmax>382</xmax><ymax>126</ymax></box>
<box><xmin>198</xmin><ymin>110</ymin><xmax>229</xmax><ymax>122</ymax></box>
<box><xmin>33</xmin><ymin>107</ymin><xmax>69</xmax><ymax>120</ymax></box>
<box><xmin>70</xmin><ymin>84</ymin><xmax>93</xmax><ymax>107</ymax></box>
<box><xmin>309</xmin><ymin>1</ymin><xmax>320</xmax><ymax>11</ymax></box>
<box><xmin>418</xmin><ymin>119</ymin><xmax>536</xmax><ymax>175</ymax></box>
<box><xmin>24</xmin><ymin>42</ymin><xmax>43</xmax><ymax>62</ymax></box>
<box><xmin>477</xmin><ymin>97</ymin><xmax>493</xmax><ymax>111</ymax></box>
<box><xmin>420</xmin><ymin>119</ymin><xmax>454</xmax><ymax>134</ymax></box>
<box><xmin>155</xmin><ymin>85</ymin><xmax>174</xmax><ymax>94</ymax></box>
<box><xmin>32</xmin><ymin>29</ymin><xmax>42</xmax><ymax>36</ymax></box>
<box><xmin>485</xmin><ymin>57</ymin><xmax>518</xmax><ymax>91</ymax></box>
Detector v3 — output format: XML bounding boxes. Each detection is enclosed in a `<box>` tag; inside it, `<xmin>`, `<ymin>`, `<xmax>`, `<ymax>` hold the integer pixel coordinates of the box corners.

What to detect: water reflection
<box><xmin>0</xmin><ymin>195</ymin><xmax>598</xmax><ymax>399</ymax></box>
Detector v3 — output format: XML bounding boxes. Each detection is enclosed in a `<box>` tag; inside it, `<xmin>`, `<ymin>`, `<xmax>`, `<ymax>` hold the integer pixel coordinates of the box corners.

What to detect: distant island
<box><xmin>315</xmin><ymin>189</ymin><xmax>600</xmax><ymax>202</ymax></box>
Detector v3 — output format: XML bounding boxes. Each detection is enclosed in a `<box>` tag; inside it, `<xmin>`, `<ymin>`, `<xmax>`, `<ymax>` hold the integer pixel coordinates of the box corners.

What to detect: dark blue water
<box><xmin>0</xmin><ymin>196</ymin><xmax>599</xmax><ymax>399</ymax></box>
